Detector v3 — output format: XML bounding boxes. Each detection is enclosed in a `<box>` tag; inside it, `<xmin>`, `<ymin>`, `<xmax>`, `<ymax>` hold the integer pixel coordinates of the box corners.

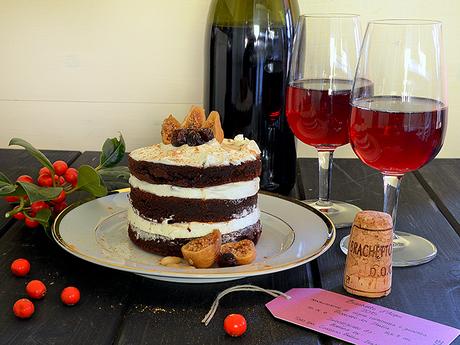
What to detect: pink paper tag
<box><xmin>266</xmin><ymin>288</ymin><xmax>460</xmax><ymax>345</ymax></box>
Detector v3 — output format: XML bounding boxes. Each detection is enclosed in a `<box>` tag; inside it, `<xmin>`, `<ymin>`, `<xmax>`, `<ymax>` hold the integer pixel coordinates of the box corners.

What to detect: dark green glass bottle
<box><xmin>204</xmin><ymin>0</ymin><xmax>299</xmax><ymax>195</ymax></box>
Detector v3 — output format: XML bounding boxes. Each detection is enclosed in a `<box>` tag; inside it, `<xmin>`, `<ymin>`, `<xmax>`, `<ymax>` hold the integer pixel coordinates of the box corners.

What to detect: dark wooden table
<box><xmin>0</xmin><ymin>149</ymin><xmax>459</xmax><ymax>345</ymax></box>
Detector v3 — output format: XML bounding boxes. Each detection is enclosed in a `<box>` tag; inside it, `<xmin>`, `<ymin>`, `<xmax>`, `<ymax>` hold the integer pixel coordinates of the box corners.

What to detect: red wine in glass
<box><xmin>350</xmin><ymin>96</ymin><xmax>447</xmax><ymax>175</ymax></box>
<box><xmin>343</xmin><ymin>19</ymin><xmax>448</xmax><ymax>266</ymax></box>
<box><xmin>286</xmin><ymin>79</ymin><xmax>353</xmax><ymax>149</ymax></box>
<box><xmin>287</xmin><ymin>14</ymin><xmax>363</xmax><ymax>228</ymax></box>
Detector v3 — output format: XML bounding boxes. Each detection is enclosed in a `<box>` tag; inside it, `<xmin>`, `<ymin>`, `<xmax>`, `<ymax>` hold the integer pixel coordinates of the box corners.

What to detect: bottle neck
<box><xmin>209</xmin><ymin>0</ymin><xmax>294</xmax><ymax>27</ymax></box>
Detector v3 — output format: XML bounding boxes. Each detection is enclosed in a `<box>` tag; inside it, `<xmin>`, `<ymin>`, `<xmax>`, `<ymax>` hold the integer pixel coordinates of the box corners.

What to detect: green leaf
<box><xmin>0</xmin><ymin>181</ymin><xmax>17</xmax><ymax>195</ymax></box>
<box><xmin>32</xmin><ymin>208</ymin><xmax>52</xmax><ymax>228</ymax></box>
<box><xmin>0</xmin><ymin>171</ymin><xmax>12</xmax><ymax>184</ymax></box>
<box><xmin>98</xmin><ymin>166</ymin><xmax>129</xmax><ymax>192</ymax></box>
<box><xmin>105</xmin><ymin>181</ymin><xmax>130</xmax><ymax>192</ymax></box>
<box><xmin>9</xmin><ymin>138</ymin><xmax>54</xmax><ymax>173</ymax></box>
<box><xmin>0</xmin><ymin>184</ymin><xmax>26</xmax><ymax>197</ymax></box>
<box><xmin>77</xmin><ymin>165</ymin><xmax>108</xmax><ymax>197</ymax></box>
<box><xmin>17</xmin><ymin>181</ymin><xmax>62</xmax><ymax>203</ymax></box>
<box><xmin>98</xmin><ymin>166</ymin><xmax>129</xmax><ymax>180</ymax></box>
<box><xmin>0</xmin><ymin>172</ymin><xmax>24</xmax><ymax>196</ymax></box>
<box><xmin>99</xmin><ymin>133</ymin><xmax>125</xmax><ymax>169</ymax></box>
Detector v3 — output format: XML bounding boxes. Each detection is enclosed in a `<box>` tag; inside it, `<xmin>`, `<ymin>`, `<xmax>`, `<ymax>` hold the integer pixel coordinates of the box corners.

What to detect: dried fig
<box><xmin>203</xmin><ymin>111</ymin><xmax>224</xmax><ymax>143</ymax></box>
<box><xmin>171</xmin><ymin>128</ymin><xmax>215</xmax><ymax>147</ymax></box>
<box><xmin>186</xmin><ymin>130</ymin><xmax>205</xmax><ymax>146</ymax></box>
<box><xmin>171</xmin><ymin>128</ymin><xmax>189</xmax><ymax>147</ymax></box>
<box><xmin>198</xmin><ymin>128</ymin><xmax>214</xmax><ymax>142</ymax></box>
<box><xmin>182</xmin><ymin>105</ymin><xmax>206</xmax><ymax>129</ymax></box>
<box><xmin>220</xmin><ymin>240</ymin><xmax>256</xmax><ymax>265</ymax></box>
<box><xmin>161</xmin><ymin>114</ymin><xmax>182</xmax><ymax>144</ymax></box>
<box><xmin>181</xmin><ymin>230</ymin><xmax>221</xmax><ymax>268</ymax></box>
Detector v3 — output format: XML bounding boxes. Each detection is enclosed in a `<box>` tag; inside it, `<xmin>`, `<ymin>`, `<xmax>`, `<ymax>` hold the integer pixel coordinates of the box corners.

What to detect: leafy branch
<box><xmin>2</xmin><ymin>134</ymin><xmax>128</xmax><ymax>230</ymax></box>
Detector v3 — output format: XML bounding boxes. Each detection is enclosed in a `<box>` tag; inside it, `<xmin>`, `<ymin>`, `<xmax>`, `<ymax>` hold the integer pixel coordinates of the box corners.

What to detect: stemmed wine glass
<box><xmin>286</xmin><ymin>14</ymin><xmax>363</xmax><ymax>228</ymax></box>
<box><xmin>341</xmin><ymin>19</ymin><xmax>448</xmax><ymax>266</ymax></box>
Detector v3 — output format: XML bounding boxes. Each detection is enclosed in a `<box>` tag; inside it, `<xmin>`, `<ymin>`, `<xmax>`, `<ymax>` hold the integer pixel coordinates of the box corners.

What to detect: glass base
<box><xmin>302</xmin><ymin>199</ymin><xmax>362</xmax><ymax>229</ymax></box>
<box><xmin>340</xmin><ymin>231</ymin><xmax>437</xmax><ymax>267</ymax></box>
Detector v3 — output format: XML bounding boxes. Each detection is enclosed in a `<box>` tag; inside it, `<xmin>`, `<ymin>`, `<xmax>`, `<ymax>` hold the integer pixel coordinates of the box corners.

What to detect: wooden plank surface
<box><xmin>1</xmin><ymin>149</ymin><xmax>459</xmax><ymax>345</ymax></box>
<box><xmin>417</xmin><ymin>159</ymin><xmax>460</xmax><ymax>235</ymax></box>
<box><xmin>116</xmin><ymin>267</ymin><xmax>321</xmax><ymax>345</ymax></box>
<box><xmin>298</xmin><ymin>158</ymin><xmax>460</xmax><ymax>344</ymax></box>
<box><xmin>0</xmin><ymin>221</ymin><xmax>134</xmax><ymax>345</ymax></box>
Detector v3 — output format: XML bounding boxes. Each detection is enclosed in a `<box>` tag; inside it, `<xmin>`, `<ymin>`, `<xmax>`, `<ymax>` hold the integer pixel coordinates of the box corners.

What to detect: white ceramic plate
<box><xmin>52</xmin><ymin>192</ymin><xmax>335</xmax><ymax>283</ymax></box>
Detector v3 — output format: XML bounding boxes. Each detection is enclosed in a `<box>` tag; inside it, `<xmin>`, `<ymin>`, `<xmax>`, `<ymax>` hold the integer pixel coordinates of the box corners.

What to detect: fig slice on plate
<box><xmin>220</xmin><ymin>239</ymin><xmax>256</xmax><ymax>266</ymax></box>
<box><xmin>181</xmin><ymin>229</ymin><xmax>221</xmax><ymax>268</ymax></box>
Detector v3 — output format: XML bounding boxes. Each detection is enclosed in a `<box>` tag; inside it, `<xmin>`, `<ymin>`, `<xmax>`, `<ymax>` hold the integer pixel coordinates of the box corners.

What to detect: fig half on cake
<box><xmin>181</xmin><ymin>230</ymin><xmax>222</xmax><ymax>268</ymax></box>
<box><xmin>161</xmin><ymin>114</ymin><xmax>181</xmax><ymax>144</ymax></box>
<box><xmin>182</xmin><ymin>105</ymin><xmax>206</xmax><ymax>129</ymax></box>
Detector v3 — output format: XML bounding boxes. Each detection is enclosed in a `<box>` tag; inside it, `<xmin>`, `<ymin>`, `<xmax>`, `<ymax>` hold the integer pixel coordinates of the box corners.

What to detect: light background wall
<box><xmin>0</xmin><ymin>0</ymin><xmax>458</xmax><ymax>158</ymax></box>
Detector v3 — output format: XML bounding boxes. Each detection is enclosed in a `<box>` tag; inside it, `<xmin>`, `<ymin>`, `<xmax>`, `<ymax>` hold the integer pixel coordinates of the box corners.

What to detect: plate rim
<box><xmin>52</xmin><ymin>191</ymin><xmax>336</xmax><ymax>279</ymax></box>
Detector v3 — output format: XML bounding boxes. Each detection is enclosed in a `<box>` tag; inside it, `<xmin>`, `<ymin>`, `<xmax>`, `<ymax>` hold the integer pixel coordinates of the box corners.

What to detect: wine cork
<box><xmin>343</xmin><ymin>211</ymin><xmax>393</xmax><ymax>298</ymax></box>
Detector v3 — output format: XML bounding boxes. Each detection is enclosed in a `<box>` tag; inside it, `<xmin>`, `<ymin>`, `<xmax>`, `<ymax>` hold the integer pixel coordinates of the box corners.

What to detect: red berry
<box><xmin>24</xmin><ymin>217</ymin><xmax>39</xmax><ymax>228</ymax></box>
<box><xmin>53</xmin><ymin>161</ymin><xmax>68</xmax><ymax>176</ymax></box>
<box><xmin>61</xmin><ymin>287</ymin><xmax>80</xmax><ymax>306</ymax></box>
<box><xmin>37</xmin><ymin>174</ymin><xmax>53</xmax><ymax>187</ymax></box>
<box><xmin>53</xmin><ymin>201</ymin><xmax>68</xmax><ymax>214</ymax></box>
<box><xmin>4</xmin><ymin>195</ymin><xmax>19</xmax><ymax>203</ymax></box>
<box><xmin>16</xmin><ymin>175</ymin><xmax>34</xmax><ymax>184</ymax></box>
<box><xmin>39</xmin><ymin>167</ymin><xmax>51</xmax><ymax>176</ymax></box>
<box><xmin>26</xmin><ymin>280</ymin><xmax>47</xmax><ymax>299</ymax></box>
<box><xmin>64</xmin><ymin>168</ymin><xmax>78</xmax><ymax>186</ymax></box>
<box><xmin>52</xmin><ymin>190</ymin><xmax>66</xmax><ymax>204</ymax></box>
<box><xmin>224</xmin><ymin>314</ymin><xmax>247</xmax><ymax>337</ymax></box>
<box><xmin>30</xmin><ymin>201</ymin><xmax>49</xmax><ymax>214</ymax></box>
<box><xmin>50</xmin><ymin>175</ymin><xmax>66</xmax><ymax>186</ymax></box>
<box><xmin>13</xmin><ymin>298</ymin><xmax>35</xmax><ymax>319</ymax></box>
<box><xmin>11</xmin><ymin>258</ymin><xmax>30</xmax><ymax>277</ymax></box>
<box><xmin>13</xmin><ymin>211</ymin><xmax>25</xmax><ymax>220</ymax></box>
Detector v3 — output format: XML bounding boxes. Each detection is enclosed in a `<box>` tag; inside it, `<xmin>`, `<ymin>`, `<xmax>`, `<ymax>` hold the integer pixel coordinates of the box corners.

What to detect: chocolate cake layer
<box><xmin>128</xmin><ymin>221</ymin><xmax>262</xmax><ymax>257</ymax></box>
<box><xmin>130</xmin><ymin>187</ymin><xmax>257</xmax><ymax>223</ymax></box>
<box><xmin>128</xmin><ymin>156</ymin><xmax>261</xmax><ymax>188</ymax></box>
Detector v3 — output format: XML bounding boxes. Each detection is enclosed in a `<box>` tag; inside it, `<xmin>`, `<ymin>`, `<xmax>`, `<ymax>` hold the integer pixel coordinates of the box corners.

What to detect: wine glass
<box><xmin>286</xmin><ymin>14</ymin><xmax>363</xmax><ymax>228</ymax></box>
<box><xmin>340</xmin><ymin>19</ymin><xmax>448</xmax><ymax>266</ymax></box>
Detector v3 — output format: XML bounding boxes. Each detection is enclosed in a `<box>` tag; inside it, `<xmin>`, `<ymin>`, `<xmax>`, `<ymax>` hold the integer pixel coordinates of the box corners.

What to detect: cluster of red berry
<box><xmin>10</xmin><ymin>258</ymin><xmax>80</xmax><ymax>319</ymax></box>
<box><xmin>5</xmin><ymin>160</ymin><xmax>78</xmax><ymax>228</ymax></box>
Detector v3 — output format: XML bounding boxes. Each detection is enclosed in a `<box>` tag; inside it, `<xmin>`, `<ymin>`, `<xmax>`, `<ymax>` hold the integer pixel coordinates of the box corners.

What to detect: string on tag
<box><xmin>202</xmin><ymin>284</ymin><xmax>291</xmax><ymax>326</ymax></box>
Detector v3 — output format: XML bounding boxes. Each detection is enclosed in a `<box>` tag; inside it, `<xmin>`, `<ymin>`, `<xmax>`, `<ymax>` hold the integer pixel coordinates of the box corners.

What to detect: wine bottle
<box><xmin>204</xmin><ymin>0</ymin><xmax>299</xmax><ymax>195</ymax></box>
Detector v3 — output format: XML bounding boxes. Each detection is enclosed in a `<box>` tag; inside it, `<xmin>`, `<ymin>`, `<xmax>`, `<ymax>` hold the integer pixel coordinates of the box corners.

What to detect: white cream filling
<box><xmin>129</xmin><ymin>175</ymin><xmax>259</xmax><ymax>200</ymax></box>
<box><xmin>127</xmin><ymin>205</ymin><xmax>260</xmax><ymax>238</ymax></box>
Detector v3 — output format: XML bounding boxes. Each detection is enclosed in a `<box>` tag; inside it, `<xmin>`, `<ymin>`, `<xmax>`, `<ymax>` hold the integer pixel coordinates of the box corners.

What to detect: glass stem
<box><xmin>317</xmin><ymin>150</ymin><xmax>333</xmax><ymax>207</ymax></box>
<box><xmin>382</xmin><ymin>174</ymin><xmax>403</xmax><ymax>239</ymax></box>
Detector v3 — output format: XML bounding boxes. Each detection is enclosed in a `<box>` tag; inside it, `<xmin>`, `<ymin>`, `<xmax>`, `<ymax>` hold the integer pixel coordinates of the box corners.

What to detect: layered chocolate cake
<box><xmin>127</xmin><ymin>108</ymin><xmax>262</xmax><ymax>257</ymax></box>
